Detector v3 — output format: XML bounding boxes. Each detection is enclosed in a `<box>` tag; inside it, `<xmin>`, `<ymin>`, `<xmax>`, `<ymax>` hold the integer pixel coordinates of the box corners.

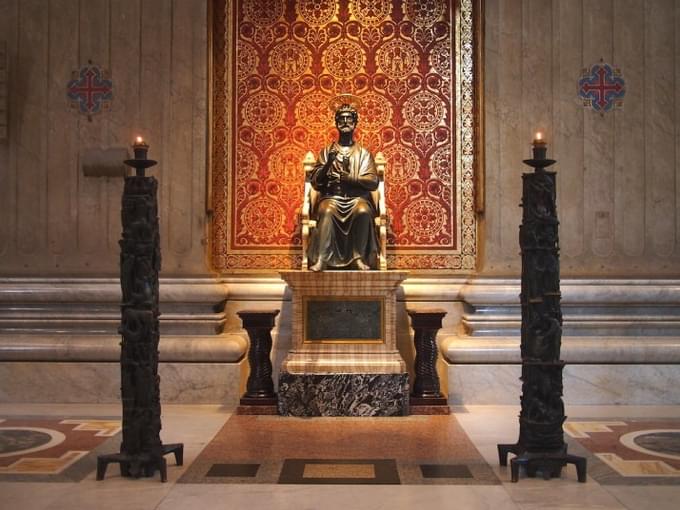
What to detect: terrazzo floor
<box><xmin>1</xmin><ymin>404</ymin><xmax>680</xmax><ymax>510</ymax></box>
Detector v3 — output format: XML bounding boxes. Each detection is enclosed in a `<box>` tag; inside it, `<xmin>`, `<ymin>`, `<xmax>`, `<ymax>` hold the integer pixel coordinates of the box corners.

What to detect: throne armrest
<box><xmin>374</xmin><ymin>151</ymin><xmax>388</xmax><ymax>271</ymax></box>
<box><xmin>301</xmin><ymin>151</ymin><xmax>316</xmax><ymax>269</ymax></box>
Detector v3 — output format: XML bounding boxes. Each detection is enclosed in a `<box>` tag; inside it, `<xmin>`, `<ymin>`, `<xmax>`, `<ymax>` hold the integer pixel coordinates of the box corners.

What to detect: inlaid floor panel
<box><xmin>178</xmin><ymin>414</ymin><xmax>500</xmax><ymax>485</ymax></box>
<box><xmin>0</xmin><ymin>417</ymin><xmax>121</xmax><ymax>482</ymax></box>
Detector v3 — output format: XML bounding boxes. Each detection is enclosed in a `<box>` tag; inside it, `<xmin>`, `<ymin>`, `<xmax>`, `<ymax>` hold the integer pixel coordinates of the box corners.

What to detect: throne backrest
<box><xmin>300</xmin><ymin>150</ymin><xmax>388</xmax><ymax>270</ymax></box>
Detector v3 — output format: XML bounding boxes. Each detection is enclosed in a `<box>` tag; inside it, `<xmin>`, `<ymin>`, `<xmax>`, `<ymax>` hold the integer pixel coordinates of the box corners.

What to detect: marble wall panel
<box><xmin>15</xmin><ymin>0</ymin><xmax>48</xmax><ymax>258</ymax></box>
<box><xmin>553</xmin><ymin>0</ymin><xmax>584</xmax><ymax>259</ymax></box>
<box><xmin>140</xmin><ymin>0</ymin><xmax>171</xmax><ymax>267</ymax></box>
<box><xmin>0</xmin><ymin>0</ymin><xmax>16</xmax><ymax>259</ymax></box>
<box><xmin>191</xmin><ymin>1</ymin><xmax>209</xmax><ymax>272</ymax></box>
<box><xmin>677</xmin><ymin>1</ymin><xmax>680</xmax><ymax>252</ymax></box>
<box><xmin>0</xmin><ymin>0</ymin><xmax>208</xmax><ymax>276</ymax></box>
<box><xmin>522</xmin><ymin>0</ymin><xmax>552</xmax><ymax>162</ymax></box>
<box><xmin>166</xmin><ymin>0</ymin><xmax>196</xmax><ymax>258</ymax></box>
<box><xmin>614</xmin><ymin>0</ymin><xmax>645</xmax><ymax>258</ymax></box>
<box><xmin>645</xmin><ymin>0</ymin><xmax>676</xmax><ymax>258</ymax></box>
<box><xmin>106</xmin><ymin>0</ymin><xmax>139</xmax><ymax>251</ymax></box>
<box><xmin>47</xmin><ymin>0</ymin><xmax>79</xmax><ymax>258</ymax></box>
<box><xmin>481</xmin><ymin>0</ymin><xmax>500</xmax><ymax>266</ymax></box>
<box><xmin>483</xmin><ymin>0</ymin><xmax>680</xmax><ymax>276</ymax></box>
<box><xmin>496</xmin><ymin>0</ymin><xmax>523</xmax><ymax>273</ymax></box>
<box><xmin>583</xmin><ymin>0</ymin><xmax>615</xmax><ymax>259</ymax></box>
<box><xmin>76</xmin><ymin>0</ymin><xmax>110</xmax><ymax>261</ymax></box>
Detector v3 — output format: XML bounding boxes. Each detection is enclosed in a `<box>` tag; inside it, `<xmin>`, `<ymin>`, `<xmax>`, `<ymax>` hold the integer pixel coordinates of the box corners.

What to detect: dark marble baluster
<box><xmin>407</xmin><ymin>309</ymin><xmax>448</xmax><ymax>412</ymax></box>
<box><xmin>238</xmin><ymin>310</ymin><xmax>279</xmax><ymax>406</ymax></box>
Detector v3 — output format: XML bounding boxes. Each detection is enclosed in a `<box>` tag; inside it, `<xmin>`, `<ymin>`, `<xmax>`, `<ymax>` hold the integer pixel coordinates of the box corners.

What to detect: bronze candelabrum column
<box><xmin>97</xmin><ymin>139</ymin><xmax>183</xmax><ymax>482</ymax></box>
<box><xmin>497</xmin><ymin>136</ymin><xmax>586</xmax><ymax>483</ymax></box>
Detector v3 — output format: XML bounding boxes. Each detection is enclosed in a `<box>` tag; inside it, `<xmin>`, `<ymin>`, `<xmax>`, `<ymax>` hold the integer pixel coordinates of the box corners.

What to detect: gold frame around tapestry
<box><xmin>207</xmin><ymin>0</ymin><xmax>484</xmax><ymax>273</ymax></box>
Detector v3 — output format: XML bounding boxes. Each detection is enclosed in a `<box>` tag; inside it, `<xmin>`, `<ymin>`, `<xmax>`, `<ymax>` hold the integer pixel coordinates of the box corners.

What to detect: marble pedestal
<box><xmin>278</xmin><ymin>271</ymin><xmax>409</xmax><ymax>416</ymax></box>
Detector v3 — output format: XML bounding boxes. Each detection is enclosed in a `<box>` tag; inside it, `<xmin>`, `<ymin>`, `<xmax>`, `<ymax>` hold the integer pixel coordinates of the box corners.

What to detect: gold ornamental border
<box><xmin>207</xmin><ymin>0</ymin><xmax>483</xmax><ymax>273</ymax></box>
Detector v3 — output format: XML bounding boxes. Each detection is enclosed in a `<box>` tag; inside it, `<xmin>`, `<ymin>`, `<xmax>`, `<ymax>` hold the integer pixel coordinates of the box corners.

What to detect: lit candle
<box><xmin>132</xmin><ymin>136</ymin><xmax>149</xmax><ymax>160</ymax></box>
<box><xmin>531</xmin><ymin>132</ymin><xmax>547</xmax><ymax>160</ymax></box>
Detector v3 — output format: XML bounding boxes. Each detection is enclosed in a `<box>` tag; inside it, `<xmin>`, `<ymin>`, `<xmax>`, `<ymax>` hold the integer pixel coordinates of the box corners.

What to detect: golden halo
<box><xmin>329</xmin><ymin>93</ymin><xmax>363</xmax><ymax>113</ymax></box>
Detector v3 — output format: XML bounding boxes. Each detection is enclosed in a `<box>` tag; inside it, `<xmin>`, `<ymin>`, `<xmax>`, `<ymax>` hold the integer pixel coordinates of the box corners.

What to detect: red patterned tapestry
<box><xmin>211</xmin><ymin>0</ymin><xmax>477</xmax><ymax>271</ymax></box>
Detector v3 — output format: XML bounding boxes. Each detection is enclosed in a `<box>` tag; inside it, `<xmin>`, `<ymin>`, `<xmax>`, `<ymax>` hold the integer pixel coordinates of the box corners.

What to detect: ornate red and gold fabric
<box><xmin>211</xmin><ymin>0</ymin><xmax>476</xmax><ymax>271</ymax></box>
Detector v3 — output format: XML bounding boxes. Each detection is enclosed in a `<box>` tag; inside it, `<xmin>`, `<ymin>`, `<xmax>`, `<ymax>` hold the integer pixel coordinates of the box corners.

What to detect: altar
<box><xmin>278</xmin><ymin>270</ymin><xmax>409</xmax><ymax>416</ymax></box>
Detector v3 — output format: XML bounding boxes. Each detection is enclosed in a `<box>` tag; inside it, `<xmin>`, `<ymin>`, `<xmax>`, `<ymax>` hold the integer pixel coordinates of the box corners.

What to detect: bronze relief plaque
<box><xmin>304</xmin><ymin>297</ymin><xmax>384</xmax><ymax>343</ymax></box>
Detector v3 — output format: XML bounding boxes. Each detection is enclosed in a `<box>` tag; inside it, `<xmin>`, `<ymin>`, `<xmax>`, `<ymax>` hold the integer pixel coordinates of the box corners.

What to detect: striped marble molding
<box><xmin>280</xmin><ymin>270</ymin><xmax>408</xmax><ymax>375</ymax></box>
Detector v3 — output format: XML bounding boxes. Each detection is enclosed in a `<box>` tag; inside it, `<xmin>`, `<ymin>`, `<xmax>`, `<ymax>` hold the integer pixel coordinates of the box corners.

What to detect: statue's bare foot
<box><xmin>310</xmin><ymin>261</ymin><xmax>324</xmax><ymax>272</ymax></box>
<box><xmin>355</xmin><ymin>259</ymin><xmax>371</xmax><ymax>270</ymax></box>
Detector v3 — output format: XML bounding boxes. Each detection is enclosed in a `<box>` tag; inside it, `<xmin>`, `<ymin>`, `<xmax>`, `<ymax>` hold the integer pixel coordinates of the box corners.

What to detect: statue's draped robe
<box><xmin>307</xmin><ymin>142</ymin><xmax>380</xmax><ymax>269</ymax></box>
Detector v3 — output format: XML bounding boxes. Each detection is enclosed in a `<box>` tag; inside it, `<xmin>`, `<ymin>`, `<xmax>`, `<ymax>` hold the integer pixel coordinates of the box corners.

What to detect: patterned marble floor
<box><xmin>178</xmin><ymin>414</ymin><xmax>498</xmax><ymax>485</ymax></box>
<box><xmin>565</xmin><ymin>419</ymin><xmax>680</xmax><ymax>484</ymax></box>
<box><xmin>0</xmin><ymin>417</ymin><xmax>121</xmax><ymax>481</ymax></box>
<box><xmin>0</xmin><ymin>404</ymin><xmax>679</xmax><ymax>510</ymax></box>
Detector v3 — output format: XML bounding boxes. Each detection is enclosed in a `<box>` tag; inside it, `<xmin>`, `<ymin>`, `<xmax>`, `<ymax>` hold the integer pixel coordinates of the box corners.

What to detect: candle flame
<box><xmin>135</xmin><ymin>136</ymin><xmax>143</xmax><ymax>144</ymax></box>
<box><xmin>535</xmin><ymin>132</ymin><xmax>542</xmax><ymax>141</ymax></box>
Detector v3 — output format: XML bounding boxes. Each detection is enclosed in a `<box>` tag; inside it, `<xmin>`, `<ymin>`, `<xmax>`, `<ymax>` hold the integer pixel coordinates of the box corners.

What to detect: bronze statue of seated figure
<box><xmin>305</xmin><ymin>96</ymin><xmax>384</xmax><ymax>271</ymax></box>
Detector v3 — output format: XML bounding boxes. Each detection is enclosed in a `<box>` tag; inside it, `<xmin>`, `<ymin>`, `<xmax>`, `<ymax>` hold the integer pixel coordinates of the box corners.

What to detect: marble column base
<box><xmin>278</xmin><ymin>372</ymin><xmax>409</xmax><ymax>416</ymax></box>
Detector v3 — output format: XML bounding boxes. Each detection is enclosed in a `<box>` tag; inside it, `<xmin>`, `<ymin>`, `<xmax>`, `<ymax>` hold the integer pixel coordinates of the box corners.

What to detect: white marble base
<box><xmin>447</xmin><ymin>364</ymin><xmax>680</xmax><ymax>405</ymax></box>
<box><xmin>0</xmin><ymin>333</ymin><xmax>247</xmax><ymax>362</ymax></box>
<box><xmin>0</xmin><ymin>361</ymin><xmax>245</xmax><ymax>404</ymax></box>
<box><xmin>3</xmin><ymin>276</ymin><xmax>680</xmax><ymax>408</ymax></box>
<box><xmin>0</xmin><ymin>278</ymin><xmax>249</xmax><ymax>406</ymax></box>
<box><xmin>442</xmin><ymin>335</ymin><xmax>680</xmax><ymax>363</ymax></box>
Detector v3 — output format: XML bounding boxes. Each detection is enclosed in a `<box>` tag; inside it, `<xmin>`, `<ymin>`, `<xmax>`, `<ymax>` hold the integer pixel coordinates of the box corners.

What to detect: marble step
<box><xmin>0</xmin><ymin>333</ymin><xmax>247</xmax><ymax>362</ymax></box>
<box><xmin>441</xmin><ymin>335</ymin><xmax>680</xmax><ymax>364</ymax></box>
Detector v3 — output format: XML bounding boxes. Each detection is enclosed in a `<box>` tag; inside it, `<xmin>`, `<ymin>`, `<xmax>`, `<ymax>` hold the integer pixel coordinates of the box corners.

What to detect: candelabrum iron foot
<box><xmin>96</xmin><ymin>443</ymin><xmax>184</xmax><ymax>482</ymax></box>
<box><xmin>498</xmin><ymin>443</ymin><xmax>587</xmax><ymax>483</ymax></box>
